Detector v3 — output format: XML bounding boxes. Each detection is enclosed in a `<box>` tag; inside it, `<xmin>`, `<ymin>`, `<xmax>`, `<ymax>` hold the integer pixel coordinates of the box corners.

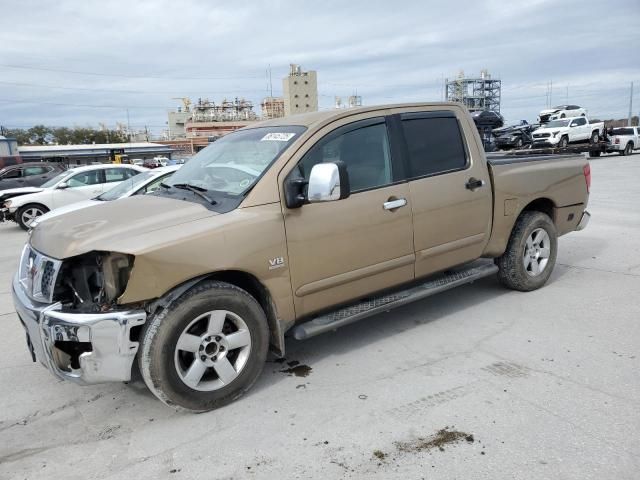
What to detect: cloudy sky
<box><xmin>1</xmin><ymin>0</ymin><xmax>639</xmax><ymax>134</ymax></box>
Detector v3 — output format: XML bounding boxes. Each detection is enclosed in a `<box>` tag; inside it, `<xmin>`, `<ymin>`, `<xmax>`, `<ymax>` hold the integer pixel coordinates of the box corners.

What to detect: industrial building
<box><xmin>283</xmin><ymin>64</ymin><xmax>318</xmax><ymax>116</ymax></box>
<box><xmin>261</xmin><ymin>97</ymin><xmax>285</xmax><ymax>120</ymax></box>
<box><xmin>446</xmin><ymin>70</ymin><xmax>501</xmax><ymax>113</ymax></box>
<box><xmin>17</xmin><ymin>143</ymin><xmax>173</xmax><ymax>165</ymax></box>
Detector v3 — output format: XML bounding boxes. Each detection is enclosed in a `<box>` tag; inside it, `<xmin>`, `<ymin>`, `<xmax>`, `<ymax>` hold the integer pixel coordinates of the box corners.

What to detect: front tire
<box><xmin>16</xmin><ymin>203</ymin><xmax>49</xmax><ymax>230</ymax></box>
<box><xmin>558</xmin><ymin>136</ymin><xmax>569</xmax><ymax>148</ymax></box>
<box><xmin>496</xmin><ymin>211</ymin><xmax>558</xmax><ymax>292</ymax></box>
<box><xmin>590</xmin><ymin>131</ymin><xmax>599</xmax><ymax>144</ymax></box>
<box><xmin>139</xmin><ymin>281</ymin><xmax>269</xmax><ymax>412</ymax></box>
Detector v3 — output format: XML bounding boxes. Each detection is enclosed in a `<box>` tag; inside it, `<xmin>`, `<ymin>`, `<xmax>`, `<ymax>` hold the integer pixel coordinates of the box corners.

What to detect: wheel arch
<box><xmin>520</xmin><ymin>197</ymin><xmax>556</xmax><ymax>224</ymax></box>
<box><xmin>145</xmin><ymin>270</ymin><xmax>285</xmax><ymax>357</ymax></box>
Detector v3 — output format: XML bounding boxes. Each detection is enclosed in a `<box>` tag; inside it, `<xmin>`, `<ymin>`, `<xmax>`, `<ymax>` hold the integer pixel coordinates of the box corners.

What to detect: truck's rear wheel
<box><xmin>620</xmin><ymin>142</ymin><xmax>633</xmax><ymax>156</ymax></box>
<box><xmin>496</xmin><ymin>211</ymin><xmax>558</xmax><ymax>292</ymax></box>
<box><xmin>139</xmin><ymin>281</ymin><xmax>269</xmax><ymax>412</ymax></box>
<box><xmin>590</xmin><ymin>131</ymin><xmax>599</xmax><ymax>144</ymax></box>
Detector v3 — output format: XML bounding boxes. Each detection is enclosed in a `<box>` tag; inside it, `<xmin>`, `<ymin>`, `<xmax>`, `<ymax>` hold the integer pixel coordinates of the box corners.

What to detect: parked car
<box><xmin>606</xmin><ymin>126</ymin><xmax>639</xmax><ymax>156</ymax></box>
<box><xmin>13</xmin><ymin>103</ymin><xmax>591</xmax><ymax>412</ymax></box>
<box><xmin>29</xmin><ymin>165</ymin><xmax>180</xmax><ymax>228</ymax></box>
<box><xmin>143</xmin><ymin>158</ymin><xmax>162</xmax><ymax>169</ymax></box>
<box><xmin>0</xmin><ymin>162</ymin><xmax>66</xmax><ymax>192</ymax></box>
<box><xmin>29</xmin><ymin>165</ymin><xmax>180</xmax><ymax>227</ymax></box>
<box><xmin>538</xmin><ymin>105</ymin><xmax>586</xmax><ymax>124</ymax></box>
<box><xmin>493</xmin><ymin>122</ymin><xmax>539</xmax><ymax>150</ymax></box>
<box><xmin>1</xmin><ymin>163</ymin><xmax>146</xmax><ymax>229</ymax></box>
<box><xmin>531</xmin><ymin>116</ymin><xmax>604</xmax><ymax>148</ymax></box>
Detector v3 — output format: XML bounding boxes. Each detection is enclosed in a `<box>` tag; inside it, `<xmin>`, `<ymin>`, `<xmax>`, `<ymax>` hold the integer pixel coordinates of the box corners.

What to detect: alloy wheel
<box><xmin>174</xmin><ymin>310</ymin><xmax>252</xmax><ymax>391</ymax></box>
<box><xmin>523</xmin><ymin>228</ymin><xmax>551</xmax><ymax>276</ymax></box>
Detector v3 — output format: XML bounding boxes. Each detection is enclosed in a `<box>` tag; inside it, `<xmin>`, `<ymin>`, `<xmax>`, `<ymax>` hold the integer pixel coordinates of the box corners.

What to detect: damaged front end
<box><xmin>53</xmin><ymin>251</ymin><xmax>135</xmax><ymax>312</ymax></box>
<box><xmin>12</xmin><ymin>245</ymin><xmax>147</xmax><ymax>384</ymax></box>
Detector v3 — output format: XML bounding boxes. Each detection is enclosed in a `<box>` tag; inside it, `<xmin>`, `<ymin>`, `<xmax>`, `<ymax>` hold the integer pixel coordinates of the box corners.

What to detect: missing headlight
<box><xmin>54</xmin><ymin>251</ymin><xmax>134</xmax><ymax>312</ymax></box>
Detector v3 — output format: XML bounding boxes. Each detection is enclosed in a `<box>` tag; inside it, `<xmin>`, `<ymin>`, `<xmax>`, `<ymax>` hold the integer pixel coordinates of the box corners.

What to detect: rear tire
<box><xmin>139</xmin><ymin>281</ymin><xmax>269</xmax><ymax>412</ymax></box>
<box><xmin>16</xmin><ymin>203</ymin><xmax>49</xmax><ymax>230</ymax></box>
<box><xmin>620</xmin><ymin>142</ymin><xmax>633</xmax><ymax>156</ymax></box>
<box><xmin>590</xmin><ymin>130</ymin><xmax>599</xmax><ymax>144</ymax></box>
<box><xmin>496</xmin><ymin>211</ymin><xmax>558</xmax><ymax>292</ymax></box>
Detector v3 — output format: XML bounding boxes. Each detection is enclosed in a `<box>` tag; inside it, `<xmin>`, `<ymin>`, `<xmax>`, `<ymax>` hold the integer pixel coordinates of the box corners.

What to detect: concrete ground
<box><xmin>0</xmin><ymin>154</ymin><xmax>638</xmax><ymax>480</ymax></box>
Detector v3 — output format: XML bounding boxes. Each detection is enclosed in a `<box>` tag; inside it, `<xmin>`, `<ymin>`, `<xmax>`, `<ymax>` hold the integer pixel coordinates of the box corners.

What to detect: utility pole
<box><xmin>126</xmin><ymin>109</ymin><xmax>131</xmax><ymax>143</ymax></box>
<box><xmin>628</xmin><ymin>81</ymin><xmax>634</xmax><ymax>126</ymax></box>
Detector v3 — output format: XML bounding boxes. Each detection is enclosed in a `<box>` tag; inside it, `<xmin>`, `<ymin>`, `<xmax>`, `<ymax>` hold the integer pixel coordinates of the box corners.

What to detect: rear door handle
<box><xmin>465</xmin><ymin>178</ymin><xmax>485</xmax><ymax>191</ymax></box>
<box><xmin>383</xmin><ymin>198</ymin><xmax>407</xmax><ymax>210</ymax></box>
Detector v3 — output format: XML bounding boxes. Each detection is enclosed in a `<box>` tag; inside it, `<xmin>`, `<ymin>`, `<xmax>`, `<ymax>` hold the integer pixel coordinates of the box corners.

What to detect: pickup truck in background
<box><xmin>532</xmin><ymin>116</ymin><xmax>604</xmax><ymax>148</ymax></box>
<box><xmin>12</xmin><ymin>103</ymin><xmax>591</xmax><ymax>412</ymax></box>
<box><xmin>606</xmin><ymin>126</ymin><xmax>639</xmax><ymax>156</ymax></box>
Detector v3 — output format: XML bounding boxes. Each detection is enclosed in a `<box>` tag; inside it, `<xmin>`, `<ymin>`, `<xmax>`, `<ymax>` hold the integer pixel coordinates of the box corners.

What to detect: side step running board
<box><xmin>291</xmin><ymin>261</ymin><xmax>498</xmax><ymax>340</ymax></box>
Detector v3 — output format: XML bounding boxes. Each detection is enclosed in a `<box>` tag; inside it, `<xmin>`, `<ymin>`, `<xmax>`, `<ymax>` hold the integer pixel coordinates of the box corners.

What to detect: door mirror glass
<box><xmin>57</xmin><ymin>182</ymin><xmax>69</xmax><ymax>189</ymax></box>
<box><xmin>307</xmin><ymin>161</ymin><xmax>350</xmax><ymax>203</ymax></box>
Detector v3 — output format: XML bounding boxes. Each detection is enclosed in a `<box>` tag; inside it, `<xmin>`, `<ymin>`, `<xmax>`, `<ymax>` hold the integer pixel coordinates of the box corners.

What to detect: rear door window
<box><xmin>1</xmin><ymin>168</ymin><xmax>21</xmax><ymax>179</ymax></box>
<box><xmin>400</xmin><ymin>113</ymin><xmax>468</xmax><ymax>178</ymax></box>
<box><xmin>104</xmin><ymin>168</ymin><xmax>134</xmax><ymax>183</ymax></box>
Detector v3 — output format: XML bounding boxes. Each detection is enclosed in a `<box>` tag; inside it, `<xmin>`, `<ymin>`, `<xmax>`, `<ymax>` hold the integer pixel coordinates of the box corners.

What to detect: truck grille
<box><xmin>533</xmin><ymin>133</ymin><xmax>551</xmax><ymax>138</ymax></box>
<box><xmin>18</xmin><ymin>244</ymin><xmax>62</xmax><ymax>303</ymax></box>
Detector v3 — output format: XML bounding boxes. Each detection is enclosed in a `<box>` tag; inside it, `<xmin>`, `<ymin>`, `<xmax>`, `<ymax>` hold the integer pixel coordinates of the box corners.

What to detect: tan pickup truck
<box><xmin>12</xmin><ymin>103</ymin><xmax>591</xmax><ymax>412</ymax></box>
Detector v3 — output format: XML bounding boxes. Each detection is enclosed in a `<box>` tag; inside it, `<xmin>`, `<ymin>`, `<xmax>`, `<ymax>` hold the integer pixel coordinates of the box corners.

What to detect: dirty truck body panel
<box><xmin>12</xmin><ymin>102</ymin><xmax>590</xmax><ymax>406</ymax></box>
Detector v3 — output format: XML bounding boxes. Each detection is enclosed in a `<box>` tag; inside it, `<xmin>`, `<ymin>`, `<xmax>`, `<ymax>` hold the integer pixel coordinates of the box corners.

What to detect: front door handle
<box><xmin>465</xmin><ymin>177</ymin><xmax>486</xmax><ymax>191</ymax></box>
<box><xmin>383</xmin><ymin>198</ymin><xmax>407</xmax><ymax>211</ymax></box>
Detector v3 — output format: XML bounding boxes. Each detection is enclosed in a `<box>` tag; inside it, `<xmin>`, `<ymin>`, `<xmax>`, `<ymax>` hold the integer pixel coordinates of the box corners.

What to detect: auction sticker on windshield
<box><xmin>261</xmin><ymin>132</ymin><xmax>296</xmax><ymax>142</ymax></box>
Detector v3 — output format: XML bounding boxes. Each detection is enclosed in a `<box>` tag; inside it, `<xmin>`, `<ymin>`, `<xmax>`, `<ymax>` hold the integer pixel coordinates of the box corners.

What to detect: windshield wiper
<box><xmin>172</xmin><ymin>183</ymin><xmax>217</xmax><ymax>205</ymax></box>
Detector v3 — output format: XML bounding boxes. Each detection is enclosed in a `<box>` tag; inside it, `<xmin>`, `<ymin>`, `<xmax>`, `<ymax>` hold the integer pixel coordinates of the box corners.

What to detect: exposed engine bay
<box><xmin>52</xmin><ymin>251</ymin><xmax>134</xmax><ymax>312</ymax></box>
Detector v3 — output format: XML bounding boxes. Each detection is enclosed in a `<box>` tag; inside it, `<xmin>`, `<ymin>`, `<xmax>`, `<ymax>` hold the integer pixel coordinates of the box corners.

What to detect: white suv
<box><xmin>1</xmin><ymin>163</ymin><xmax>146</xmax><ymax>229</ymax></box>
<box><xmin>538</xmin><ymin>105</ymin><xmax>587</xmax><ymax>123</ymax></box>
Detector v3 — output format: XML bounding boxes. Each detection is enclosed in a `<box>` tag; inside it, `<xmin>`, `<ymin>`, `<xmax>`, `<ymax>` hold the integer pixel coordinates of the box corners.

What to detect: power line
<box><xmin>0</xmin><ymin>98</ymin><xmax>172</xmax><ymax>109</ymax></box>
<box><xmin>0</xmin><ymin>63</ymin><xmax>265</xmax><ymax>81</ymax></box>
<box><xmin>0</xmin><ymin>80</ymin><xmax>271</xmax><ymax>96</ymax></box>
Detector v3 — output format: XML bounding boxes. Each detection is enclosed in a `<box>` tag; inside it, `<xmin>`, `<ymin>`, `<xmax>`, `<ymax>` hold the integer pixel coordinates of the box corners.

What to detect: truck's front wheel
<box><xmin>496</xmin><ymin>211</ymin><xmax>558</xmax><ymax>292</ymax></box>
<box><xmin>139</xmin><ymin>281</ymin><xmax>269</xmax><ymax>412</ymax></box>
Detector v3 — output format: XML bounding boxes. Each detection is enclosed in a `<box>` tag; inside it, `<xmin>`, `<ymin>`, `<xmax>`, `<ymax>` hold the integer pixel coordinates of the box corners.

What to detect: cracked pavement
<box><xmin>0</xmin><ymin>154</ymin><xmax>639</xmax><ymax>479</ymax></box>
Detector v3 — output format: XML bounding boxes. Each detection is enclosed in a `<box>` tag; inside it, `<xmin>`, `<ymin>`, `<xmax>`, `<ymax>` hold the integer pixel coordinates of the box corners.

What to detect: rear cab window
<box><xmin>399</xmin><ymin>111</ymin><xmax>468</xmax><ymax>178</ymax></box>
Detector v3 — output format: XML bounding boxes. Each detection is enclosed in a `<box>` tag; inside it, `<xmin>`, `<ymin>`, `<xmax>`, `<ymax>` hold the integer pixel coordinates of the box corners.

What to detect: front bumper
<box><xmin>0</xmin><ymin>207</ymin><xmax>12</xmax><ymax>222</ymax></box>
<box><xmin>12</xmin><ymin>274</ymin><xmax>146</xmax><ymax>384</ymax></box>
<box><xmin>576</xmin><ymin>210</ymin><xmax>591</xmax><ymax>231</ymax></box>
<box><xmin>532</xmin><ymin>139</ymin><xmax>559</xmax><ymax>148</ymax></box>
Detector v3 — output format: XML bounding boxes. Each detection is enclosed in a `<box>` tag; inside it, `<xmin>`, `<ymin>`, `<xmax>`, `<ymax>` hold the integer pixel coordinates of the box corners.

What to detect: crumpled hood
<box><xmin>30</xmin><ymin>195</ymin><xmax>217</xmax><ymax>259</ymax></box>
<box><xmin>539</xmin><ymin>108</ymin><xmax>560</xmax><ymax>115</ymax></box>
<box><xmin>0</xmin><ymin>186</ymin><xmax>43</xmax><ymax>198</ymax></box>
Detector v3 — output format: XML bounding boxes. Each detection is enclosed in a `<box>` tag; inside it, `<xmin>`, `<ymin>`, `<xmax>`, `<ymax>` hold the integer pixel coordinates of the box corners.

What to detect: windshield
<box><xmin>545</xmin><ymin>120</ymin><xmax>570</xmax><ymax>128</ymax></box>
<box><xmin>97</xmin><ymin>171</ymin><xmax>156</xmax><ymax>201</ymax></box>
<box><xmin>40</xmin><ymin>170</ymin><xmax>72</xmax><ymax>188</ymax></box>
<box><xmin>167</xmin><ymin>126</ymin><xmax>305</xmax><ymax>196</ymax></box>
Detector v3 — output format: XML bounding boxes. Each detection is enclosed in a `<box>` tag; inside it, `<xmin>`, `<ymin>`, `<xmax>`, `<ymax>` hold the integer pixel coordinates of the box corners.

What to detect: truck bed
<box><xmin>483</xmin><ymin>151</ymin><xmax>589</xmax><ymax>257</ymax></box>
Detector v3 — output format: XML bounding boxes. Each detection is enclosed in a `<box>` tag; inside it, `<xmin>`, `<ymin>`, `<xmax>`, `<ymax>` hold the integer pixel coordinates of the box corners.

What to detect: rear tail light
<box><xmin>583</xmin><ymin>164</ymin><xmax>591</xmax><ymax>194</ymax></box>
<box><xmin>615</xmin><ymin>138</ymin><xmax>620</xmax><ymax>144</ymax></box>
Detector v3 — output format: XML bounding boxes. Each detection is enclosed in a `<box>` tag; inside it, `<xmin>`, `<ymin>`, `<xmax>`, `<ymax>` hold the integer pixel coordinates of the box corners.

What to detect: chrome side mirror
<box><xmin>307</xmin><ymin>161</ymin><xmax>350</xmax><ymax>203</ymax></box>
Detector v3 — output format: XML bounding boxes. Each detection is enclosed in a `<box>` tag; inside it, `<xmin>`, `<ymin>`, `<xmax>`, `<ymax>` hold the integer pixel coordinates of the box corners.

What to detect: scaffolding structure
<box><xmin>445</xmin><ymin>70</ymin><xmax>501</xmax><ymax>113</ymax></box>
<box><xmin>190</xmin><ymin>97</ymin><xmax>257</xmax><ymax>122</ymax></box>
